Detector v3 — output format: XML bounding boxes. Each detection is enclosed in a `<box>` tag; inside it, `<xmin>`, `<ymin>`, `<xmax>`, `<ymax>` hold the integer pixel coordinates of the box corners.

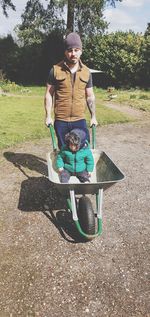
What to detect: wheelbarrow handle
<box><xmin>48</xmin><ymin>124</ymin><xmax>58</xmax><ymax>151</ymax></box>
<box><xmin>91</xmin><ymin>124</ymin><xmax>96</xmax><ymax>149</ymax></box>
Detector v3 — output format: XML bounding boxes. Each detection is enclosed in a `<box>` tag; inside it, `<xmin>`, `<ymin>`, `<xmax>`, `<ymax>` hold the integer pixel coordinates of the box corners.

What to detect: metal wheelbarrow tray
<box><xmin>47</xmin><ymin>148</ymin><xmax>125</xmax><ymax>240</ymax></box>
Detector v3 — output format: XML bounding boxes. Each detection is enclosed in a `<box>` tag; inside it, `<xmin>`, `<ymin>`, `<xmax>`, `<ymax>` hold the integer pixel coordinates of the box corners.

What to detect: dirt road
<box><xmin>0</xmin><ymin>119</ymin><xmax>150</xmax><ymax>316</ymax></box>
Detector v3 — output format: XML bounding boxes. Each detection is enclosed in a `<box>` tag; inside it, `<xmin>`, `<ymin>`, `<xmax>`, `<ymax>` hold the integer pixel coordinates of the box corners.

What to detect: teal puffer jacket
<box><xmin>56</xmin><ymin>144</ymin><xmax>94</xmax><ymax>173</ymax></box>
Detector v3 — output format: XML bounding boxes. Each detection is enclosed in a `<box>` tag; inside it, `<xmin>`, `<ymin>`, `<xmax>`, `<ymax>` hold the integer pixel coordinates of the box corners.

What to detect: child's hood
<box><xmin>70</xmin><ymin>128</ymin><xmax>88</xmax><ymax>149</ymax></box>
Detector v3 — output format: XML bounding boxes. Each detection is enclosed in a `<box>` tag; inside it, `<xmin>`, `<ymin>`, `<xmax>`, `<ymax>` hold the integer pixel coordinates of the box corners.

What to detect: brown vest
<box><xmin>53</xmin><ymin>60</ymin><xmax>90</xmax><ymax>121</ymax></box>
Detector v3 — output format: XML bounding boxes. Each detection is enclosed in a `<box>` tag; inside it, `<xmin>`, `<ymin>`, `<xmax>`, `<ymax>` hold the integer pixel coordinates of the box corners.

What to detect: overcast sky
<box><xmin>0</xmin><ymin>0</ymin><xmax>149</xmax><ymax>37</ymax></box>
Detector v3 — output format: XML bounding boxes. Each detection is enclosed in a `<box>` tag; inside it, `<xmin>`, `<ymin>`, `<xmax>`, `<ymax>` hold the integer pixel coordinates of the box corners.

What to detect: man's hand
<box><xmin>90</xmin><ymin>116</ymin><xmax>98</xmax><ymax>127</ymax></box>
<box><xmin>45</xmin><ymin>116</ymin><xmax>53</xmax><ymax>126</ymax></box>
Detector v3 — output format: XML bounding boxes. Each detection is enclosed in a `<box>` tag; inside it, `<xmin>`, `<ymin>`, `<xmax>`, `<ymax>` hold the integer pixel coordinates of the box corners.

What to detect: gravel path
<box><xmin>0</xmin><ymin>119</ymin><xmax>150</xmax><ymax>317</ymax></box>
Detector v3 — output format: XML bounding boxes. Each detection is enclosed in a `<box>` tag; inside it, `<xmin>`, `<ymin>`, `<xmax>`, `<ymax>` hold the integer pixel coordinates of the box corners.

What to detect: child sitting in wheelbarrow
<box><xmin>56</xmin><ymin>128</ymin><xmax>94</xmax><ymax>183</ymax></box>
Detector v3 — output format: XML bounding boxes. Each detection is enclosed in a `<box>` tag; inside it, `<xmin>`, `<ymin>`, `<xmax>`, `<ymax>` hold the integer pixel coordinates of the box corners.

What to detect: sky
<box><xmin>104</xmin><ymin>0</ymin><xmax>149</xmax><ymax>33</ymax></box>
<box><xmin>0</xmin><ymin>0</ymin><xmax>149</xmax><ymax>37</ymax></box>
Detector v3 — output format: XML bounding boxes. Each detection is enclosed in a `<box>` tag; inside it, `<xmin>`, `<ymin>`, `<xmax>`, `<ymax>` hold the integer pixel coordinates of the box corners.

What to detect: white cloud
<box><xmin>104</xmin><ymin>8</ymin><xmax>136</xmax><ymax>31</ymax></box>
<box><xmin>104</xmin><ymin>0</ymin><xmax>149</xmax><ymax>34</ymax></box>
<box><xmin>121</xmin><ymin>0</ymin><xmax>145</xmax><ymax>8</ymax></box>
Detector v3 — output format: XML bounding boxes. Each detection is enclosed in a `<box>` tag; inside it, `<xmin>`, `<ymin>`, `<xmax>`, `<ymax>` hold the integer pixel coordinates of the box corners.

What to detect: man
<box><xmin>44</xmin><ymin>32</ymin><xmax>97</xmax><ymax>149</ymax></box>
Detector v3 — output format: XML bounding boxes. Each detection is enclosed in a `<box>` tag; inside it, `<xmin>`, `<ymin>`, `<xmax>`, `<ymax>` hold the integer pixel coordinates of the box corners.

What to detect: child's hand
<box><xmin>58</xmin><ymin>168</ymin><xmax>64</xmax><ymax>173</ymax></box>
<box><xmin>88</xmin><ymin>172</ymin><xmax>91</xmax><ymax>177</ymax></box>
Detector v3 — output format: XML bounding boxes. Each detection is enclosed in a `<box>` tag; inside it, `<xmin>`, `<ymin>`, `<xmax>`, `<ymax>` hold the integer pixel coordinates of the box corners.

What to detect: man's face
<box><xmin>65</xmin><ymin>48</ymin><xmax>82</xmax><ymax>65</ymax></box>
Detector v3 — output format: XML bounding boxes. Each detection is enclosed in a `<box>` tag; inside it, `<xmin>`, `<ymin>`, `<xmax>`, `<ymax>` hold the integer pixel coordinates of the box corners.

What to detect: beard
<box><xmin>66</xmin><ymin>57</ymin><xmax>78</xmax><ymax>65</ymax></box>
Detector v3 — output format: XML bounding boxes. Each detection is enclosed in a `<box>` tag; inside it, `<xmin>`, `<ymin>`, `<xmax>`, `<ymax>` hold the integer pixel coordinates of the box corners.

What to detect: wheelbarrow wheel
<box><xmin>77</xmin><ymin>196</ymin><xmax>95</xmax><ymax>237</ymax></box>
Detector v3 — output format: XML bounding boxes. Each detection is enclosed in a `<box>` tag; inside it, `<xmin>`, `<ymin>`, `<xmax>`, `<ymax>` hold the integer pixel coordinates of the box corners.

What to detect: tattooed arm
<box><xmin>86</xmin><ymin>87</ymin><xmax>98</xmax><ymax>126</ymax></box>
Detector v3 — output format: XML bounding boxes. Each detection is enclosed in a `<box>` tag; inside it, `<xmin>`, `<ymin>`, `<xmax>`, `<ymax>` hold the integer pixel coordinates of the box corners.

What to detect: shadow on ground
<box><xmin>4</xmin><ymin>151</ymin><xmax>48</xmax><ymax>176</ymax></box>
<box><xmin>4</xmin><ymin>151</ymin><xmax>82</xmax><ymax>243</ymax></box>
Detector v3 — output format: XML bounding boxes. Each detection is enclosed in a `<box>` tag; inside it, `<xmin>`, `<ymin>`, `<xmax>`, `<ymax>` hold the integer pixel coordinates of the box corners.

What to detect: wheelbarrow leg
<box><xmin>69</xmin><ymin>189</ymin><xmax>103</xmax><ymax>222</ymax></box>
<box><xmin>69</xmin><ymin>190</ymin><xmax>95</xmax><ymax>239</ymax></box>
<box><xmin>96</xmin><ymin>188</ymin><xmax>103</xmax><ymax>218</ymax></box>
<box><xmin>96</xmin><ymin>188</ymin><xmax>103</xmax><ymax>234</ymax></box>
<box><xmin>69</xmin><ymin>189</ymin><xmax>103</xmax><ymax>240</ymax></box>
<box><xmin>69</xmin><ymin>190</ymin><xmax>78</xmax><ymax>221</ymax></box>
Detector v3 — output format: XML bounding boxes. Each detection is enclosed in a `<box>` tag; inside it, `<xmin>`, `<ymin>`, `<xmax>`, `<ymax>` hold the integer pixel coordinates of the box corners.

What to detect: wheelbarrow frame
<box><xmin>47</xmin><ymin>125</ymin><xmax>125</xmax><ymax>240</ymax></box>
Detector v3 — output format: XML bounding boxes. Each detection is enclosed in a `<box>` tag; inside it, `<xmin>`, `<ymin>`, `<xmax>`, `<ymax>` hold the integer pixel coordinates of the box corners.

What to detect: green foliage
<box><xmin>0</xmin><ymin>26</ymin><xmax>149</xmax><ymax>88</ymax></box>
<box><xmin>65</xmin><ymin>0</ymin><xmax>122</xmax><ymax>34</ymax></box>
<box><xmin>0</xmin><ymin>2</ymin><xmax>149</xmax><ymax>88</ymax></box>
<box><xmin>0</xmin><ymin>35</ymin><xmax>20</xmax><ymax>82</ymax></box>
<box><xmin>0</xmin><ymin>30</ymin><xmax>64</xmax><ymax>85</ymax></box>
<box><xmin>15</xmin><ymin>0</ymin><xmax>122</xmax><ymax>45</ymax></box>
<box><xmin>15</xmin><ymin>0</ymin><xmax>66</xmax><ymax>46</ymax></box>
<box><xmin>15</xmin><ymin>24</ymin><xmax>45</xmax><ymax>47</ymax></box>
<box><xmin>68</xmin><ymin>0</ymin><xmax>108</xmax><ymax>35</ymax></box>
<box><xmin>15</xmin><ymin>0</ymin><xmax>46</xmax><ymax>46</ymax></box>
<box><xmin>114</xmin><ymin>89</ymin><xmax>150</xmax><ymax>112</ymax></box>
<box><xmin>83</xmin><ymin>31</ymin><xmax>144</xmax><ymax>87</ymax></box>
<box><xmin>139</xmin><ymin>94</ymin><xmax>149</xmax><ymax>100</ymax></box>
<box><xmin>130</xmin><ymin>94</ymin><xmax>137</xmax><ymax>99</ymax></box>
<box><xmin>138</xmin><ymin>23</ymin><xmax>150</xmax><ymax>87</ymax></box>
<box><xmin>0</xmin><ymin>80</ymin><xmax>20</xmax><ymax>93</ymax></box>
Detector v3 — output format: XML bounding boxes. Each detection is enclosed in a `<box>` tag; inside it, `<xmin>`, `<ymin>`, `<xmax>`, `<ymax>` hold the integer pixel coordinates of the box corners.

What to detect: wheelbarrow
<box><xmin>47</xmin><ymin>125</ymin><xmax>125</xmax><ymax>241</ymax></box>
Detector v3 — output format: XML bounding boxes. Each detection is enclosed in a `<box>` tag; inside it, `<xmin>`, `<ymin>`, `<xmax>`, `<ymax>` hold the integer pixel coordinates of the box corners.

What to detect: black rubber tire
<box><xmin>77</xmin><ymin>196</ymin><xmax>95</xmax><ymax>236</ymax></box>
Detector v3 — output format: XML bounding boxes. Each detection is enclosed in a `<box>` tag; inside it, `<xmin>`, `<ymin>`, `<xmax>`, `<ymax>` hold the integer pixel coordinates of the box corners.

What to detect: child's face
<box><xmin>69</xmin><ymin>142</ymin><xmax>79</xmax><ymax>152</ymax></box>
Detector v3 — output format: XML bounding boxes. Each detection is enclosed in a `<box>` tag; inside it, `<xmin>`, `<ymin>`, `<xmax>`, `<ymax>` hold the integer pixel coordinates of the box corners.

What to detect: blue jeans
<box><xmin>54</xmin><ymin>119</ymin><xmax>90</xmax><ymax>149</ymax></box>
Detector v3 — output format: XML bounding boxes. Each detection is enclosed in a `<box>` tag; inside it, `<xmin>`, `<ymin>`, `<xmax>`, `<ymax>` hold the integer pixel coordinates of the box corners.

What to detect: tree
<box><xmin>138</xmin><ymin>23</ymin><xmax>150</xmax><ymax>87</ymax></box>
<box><xmin>15</xmin><ymin>0</ymin><xmax>46</xmax><ymax>46</ymax></box>
<box><xmin>83</xmin><ymin>31</ymin><xmax>143</xmax><ymax>87</ymax></box>
<box><xmin>0</xmin><ymin>0</ymin><xmax>15</xmax><ymax>16</ymax></box>
<box><xmin>0</xmin><ymin>35</ymin><xmax>19</xmax><ymax>80</ymax></box>
<box><xmin>15</xmin><ymin>0</ymin><xmax>122</xmax><ymax>45</ymax></box>
<box><xmin>66</xmin><ymin>0</ymin><xmax>122</xmax><ymax>34</ymax></box>
<box><xmin>15</xmin><ymin>0</ymin><xmax>66</xmax><ymax>46</ymax></box>
<box><xmin>68</xmin><ymin>0</ymin><xmax>107</xmax><ymax>35</ymax></box>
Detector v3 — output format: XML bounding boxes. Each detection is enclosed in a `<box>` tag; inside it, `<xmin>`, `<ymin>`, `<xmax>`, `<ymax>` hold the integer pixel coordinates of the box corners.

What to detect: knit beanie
<box><xmin>64</xmin><ymin>32</ymin><xmax>82</xmax><ymax>50</ymax></box>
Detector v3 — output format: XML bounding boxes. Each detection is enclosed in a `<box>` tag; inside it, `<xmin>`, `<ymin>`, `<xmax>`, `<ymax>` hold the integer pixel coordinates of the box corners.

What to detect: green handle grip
<box><xmin>49</xmin><ymin>124</ymin><xmax>57</xmax><ymax>151</ymax></box>
<box><xmin>92</xmin><ymin>124</ymin><xmax>96</xmax><ymax>149</ymax></box>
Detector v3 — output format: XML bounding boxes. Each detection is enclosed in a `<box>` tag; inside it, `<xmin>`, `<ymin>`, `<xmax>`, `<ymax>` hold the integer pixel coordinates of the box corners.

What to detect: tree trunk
<box><xmin>67</xmin><ymin>0</ymin><xmax>74</xmax><ymax>33</ymax></box>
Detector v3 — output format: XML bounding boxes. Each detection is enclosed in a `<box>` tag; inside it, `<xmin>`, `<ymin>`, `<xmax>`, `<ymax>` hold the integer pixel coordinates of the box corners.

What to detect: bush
<box><xmin>0</xmin><ymin>78</ymin><xmax>20</xmax><ymax>93</ymax></box>
<box><xmin>139</xmin><ymin>94</ymin><xmax>149</xmax><ymax>100</ymax></box>
<box><xmin>130</xmin><ymin>94</ymin><xmax>137</xmax><ymax>99</ymax></box>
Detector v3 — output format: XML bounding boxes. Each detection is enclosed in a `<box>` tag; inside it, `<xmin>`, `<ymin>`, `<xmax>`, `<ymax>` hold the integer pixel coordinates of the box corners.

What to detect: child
<box><xmin>56</xmin><ymin>128</ymin><xmax>94</xmax><ymax>183</ymax></box>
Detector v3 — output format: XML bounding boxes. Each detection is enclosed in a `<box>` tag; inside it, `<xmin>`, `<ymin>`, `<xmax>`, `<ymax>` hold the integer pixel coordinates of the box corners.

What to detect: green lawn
<box><xmin>0</xmin><ymin>86</ymin><xmax>139</xmax><ymax>149</ymax></box>
<box><xmin>0</xmin><ymin>95</ymin><xmax>50</xmax><ymax>149</ymax></box>
<box><xmin>95</xmin><ymin>88</ymin><xmax>150</xmax><ymax>112</ymax></box>
<box><xmin>116</xmin><ymin>89</ymin><xmax>150</xmax><ymax>112</ymax></box>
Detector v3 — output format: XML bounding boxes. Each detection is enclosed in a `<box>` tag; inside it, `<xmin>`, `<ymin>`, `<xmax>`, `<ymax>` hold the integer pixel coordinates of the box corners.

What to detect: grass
<box><xmin>18</xmin><ymin>86</ymin><xmax>46</xmax><ymax>96</ymax></box>
<box><xmin>0</xmin><ymin>82</ymin><xmax>45</xmax><ymax>96</ymax></box>
<box><xmin>86</xmin><ymin>102</ymin><xmax>131</xmax><ymax>126</ymax></box>
<box><xmin>0</xmin><ymin>85</ymin><xmax>144</xmax><ymax>149</ymax></box>
<box><xmin>103</xmin><ymin>88</ymin><xmax>150</xmax><ymax>112</ymax></box>
<box><xmin>0</xmin><ymin>95</ymin><xmax>49</xmax><ymax>149</ymax></box>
